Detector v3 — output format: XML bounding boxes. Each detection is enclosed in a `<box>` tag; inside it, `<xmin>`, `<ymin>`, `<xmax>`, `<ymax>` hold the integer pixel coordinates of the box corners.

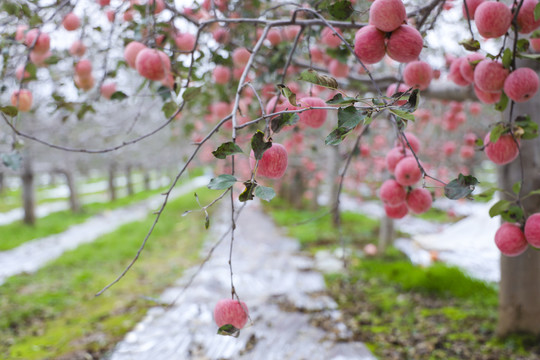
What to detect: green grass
<box><xmin>0</xmin><ymin>186</ymin><xmax>170</xmax><ymax>251</ymax></box>
<box><xmin>264</xmin><ymin>199</ymin><xmax>379</xmax><ymax>251</ymax></box>
<box><xmin>0</xmin><ymin>187</ymin><xmax>216</xmax><ymax>360</ymax></box>
<box><xmin>413</xmin><ymin>206</ymin><xmax>463</xmax><ymax>223</ymax></box>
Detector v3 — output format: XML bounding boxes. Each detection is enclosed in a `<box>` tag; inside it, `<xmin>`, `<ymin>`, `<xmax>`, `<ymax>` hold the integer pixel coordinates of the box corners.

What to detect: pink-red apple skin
<box><xmin>386</xmin><ymin>25</ymin><xmax>423</xmax><ymax>63</ymax></box>
<box><xmin>394</xmin><ymin>156</ymin><xmax>422</xmax><ymax>186</ymax></box>
<box><xmin>385</xmin><ymin>146</ymin><xmax>412</xmax><ymax>173</ymax></box>
<box><xmin>232</xmin><ymin>47</ymin><xmax>251</xmax><ymax>66</ymax></box>
<box><xmin>321</xmin><ymin>27</ymin><xmax>343</xmax><ymax>48</ymax></box>
<box><xmin>462</xmin><ymin>0</ymin><xmax>485</xmax><ymax>19</ymax></box>
<box><xmin>353</xmin><ymin>25</ymin><xmax>386</xmax><ymax>65</ymax></box>
<box><xmin>214</xmin><ymin>299</ymin><xmax>249</xmax><ymax>329</ymax></box>
<box><xmin>329</xmin><ymin>59</ymin><xmax>350</xmax><ymax>78</ymax></box>
<box><xmin>403</xmin><ymin>61</ymin><xmax>433</xmax><ymax>90</ymax></box>
<box><xmin>386</xmin><ymin>83</ymin><xmax>409</xmax><ymax>105</ymax></box>
<box><xmin>124</xmin><ymin>41</ymin><xmax>146</xmax><ymax>68</ymax></box>
<box><xmin>524</xmin><ymin>213</ymin><xmax>540</xmax><ymax>248</ymax></box>
<box><xmin>10</xmin><ymin>89</ymin><xmax>33</xmax><ymax>112</ymax></box>
<box><xmin>474</xmin><ymin>85</ymin><xmax>501</xmax><ymax>104</ymax></box>
<box><xmin>460</xmin><ymin>145</ymin><xmax>475</xmax><ymax>159</ymax></box>
<box><xmin>531</xmin><ymin>38</ymin><xmax>540</xmax><ymax>52</ymax></box>
<box><xmin>406</xmin><ymin>188</ymin><xmax>432</xmax><ymax>214</ymax></box>
<box><xmin>484</xmin><ymin>133</ymin><xmax>519</xmax><ymax>165</ymax></box>
<box><xmin>448</xmin><ymin>58</ymin><xmax>471</xmax><ymax>86</ymax></box>
<box><xmin>75</xmin><ymin>59</ymin><xmax>92</xmax><ymax>77</ymax></box>
<box><xmin>213</xmin><ymin>65</ymin><xmax>231</xmax><ymax>84</ymax></box>
<box><xmin>175</xmin><ymin>33</ymin><xmax>196</xmax><ymax>51</ymax></box>
<box><xmin>298</xmin><ymin>97</ymin><xmax>327</xmax><ymax>128</ymax></box>
<box><xmin>135</xmin><ymin>48</ymin><xmax>171</xmax><ymax>81</ymax></box>
<box><xmin>69</xmin><ymin>40</ymin><xmax>86</xmax><ymax>57</ymax></box>
<box><xmin>100</xmin><ymin>82</ymin><xmax>117</xmax><ymax>99</ymax></box>
<box><xmin>25</xmin><ymin>29</ymin><xmax>50</xmax><ymax>54</ymax></box>
<box><xmin>474</xmin><ymin>60</ymin><xmax>509</xmax><ymax>93</ymax></box>
<box><xmin>460</xmin><ymin>53</ymin><xmax>484</xmax><ymax>83</ymax></box>
<box><xmin>495</xmin><ymin>223</ymin><xmax>528</xmax><ymax>256</ymax></box>
<box><xmin>515</xmin><ymin>0</ymin><xmax>540</xmax><ymax>33</ymax></box>
<box><xmin>369</xmin><ymin>0</ymin><xmax>407</xmax><ymax>32</ymax></box>
<box><xmin>379</xmin><ymin>179</ymin><xmax>407</xmax><ymax>206</ymax></box>
<box><xmin>503</xmin><ymin>67</ymin><xmax>539</xmax><ymax>103</ymax></box>
<box><xmin>396</xmin><ymin>132</ymin><xmax>421</xmax><ymax>153</ymax></box>
<box><xmin>250</xmin><ymin>143</ymin><xmax>288</xmax><ymax>179</ymax></box>
<box><xmin>384</xmin><ymin>202</ymin><xmax>409</xmax><ymax>219</ymax></box>
<box><xmin>62</xmin><ymin>13</ymin><xmax>80</xmax><ymax>31</ymax></box>
<box><xmin>474</xmin><ymin>1</ymin><xmax>512</xmax><ymax>38</ymax></box>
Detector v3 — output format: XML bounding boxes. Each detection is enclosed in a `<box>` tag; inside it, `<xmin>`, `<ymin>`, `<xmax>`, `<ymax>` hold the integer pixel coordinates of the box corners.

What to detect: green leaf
<box><xmin>217</xmin><ymin>324</ymin><xmax>240</xmax><ymax>337</ymax></box>
<box><xmin>3</xmin><ymin>2</ymin><xmax>19</xmax><ymax>15</ymax></box>
<box><xmin>270</xmin><ymin>112</ymin><xmax>299</xmax><ymax>133</ymax></box>
<box><xmin>251</xmin><ymin>130</ymin><xmax>272</xmax><ymax>160</ymax></box>
<box><xmin>489</xmin><ymin>124</ymin><xmax>506</xmax><ymax>143</ymax></box>
<box><xmin>337</xmin><ymin>106</ymin><xmax>365</xmax><ymax>129</ymax></box>
<box><xmin>517</xmin><ymin>53</ymin><xmax>540</xmax><ymax>61</ymax></box>
<box><xmin>325</xmin><ymin>127</ymin><xmax>351</xmax><ymax>145</ymax></box>
<box><xmin>298</xmin><ymin>69</ymin><xmax>338</xmax><ymax>90</ymax></box>
<box><xmin>389</xmin><ymin>108</ymin><xmax>415</xmax><ymax>122</ymax></box>
<box><xmin>515</xmin><ymin>114</ymin><xmax>539</xmax><ymax>139</ymax></box>
<box><xmin>495</xmin><ymin>92</ymin><xmax>508</xmax><ymax>112</ymax></box>
<box><xmin>254</xmin><ymin>185</ymin><xmax>276</xmax><ymax>201</ymax></box>
<box><xmin>182</xmin><ymin>86</ymin><xmax>201</xmax><ymax>102</ymax></box>
<box><xmin>489</xmin><ymin>199</ymin><xmax>511</xmax><ymax>218</ymax></box>
<box><xmin>157</xmin><ymin>85</ymin><xmax>171</xmax><ymax>101</ymax></box>
<box><xmin>162</xmin><ymin>101</ymin><xmax>177</xmax><ymax>118</ymax></box>
<box><xmin>512</xmin><ymin>181</ymin><xmax>522</xmax><ymax>195</ymax></box>
<box><xmin>327</xmin><ymin>0</ymin><xmax>354</xmax><ymax>20</ymax></box>
<box><xmin>212</xmin><ymin>142</ymin><xmax>244</xmax><ymax>159</ymax></box>
<box><xmin>76</xmin><ymin>104</ymin><xmax>95</xmax><ymax>120</ymax></box>
<box><xmin>459</xmin><ymin>38</ymin><xmax>481</xmax><ymax>51</ymax></box>
<box><xmin>326</xmin><ymin>93</ymin><xmax>357</xmax><ymax>105</ymax></box>
<box><xmin>517</xmin><ymin>38</ymin><xmax>530</xmax><ymax>53</ymax></box>
<box><xmin>444</xmin><ymin>173</ymin><xmax>479</xmax><ymax>200</ymax></box>
<box><xmin>208</xmin><ymin>174</ymin><xmax>237</xmax><ymax>190</ymax></box>
<box><xmin>276</xmin><ymin>84</ymin><xmax>297</xmax><ymax>106</ymax></box>
<box><xmin>475</xmin><ymin>187</ymin><xmax>498</xmax><ymax>201</ymax></box>
<box><xmin>501</xmin><ymin>48</ymin><xmax>512</xmax><ymax>69</ymax></box>
<box><xmin>2</xmin><ymin>152</ymin><xmax>22</xmax><ymax>171</ymax></box>
<box><xmin>110</xmin><ymin>91</ymin><xmax>128</xmax><ymax>100</ymax></box>
<box><xmin>399</xmin><ymin>89</ymin><xmax>420</xmax><ymax>113</ymax></box>
<box><xmin>501</xmin><ymin>206</ymin><xmax>524</xmax><ymax>222</ymax></box>
<box><xmin>0</xmin><ymin>106</ymin><xmax>18</xmax><ymax>117</ymax></box>
<box><xmin>535</xmin><ymin>2</ymin><xmax>540</xmax><ymax>21</ymax></box>
<box><xmin>239</xmin><ymin>181</ymin><xmax>256</xmax><ymax>202</ymax></box>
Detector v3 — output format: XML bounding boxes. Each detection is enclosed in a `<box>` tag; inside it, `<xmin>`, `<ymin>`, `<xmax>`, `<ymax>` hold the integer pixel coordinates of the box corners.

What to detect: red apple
<box><xmin>386</xmin><ymin>82</ymin><xmax>409</xmax><ymax>105</ymax></box>
<box><xmin>384</xmin><ymin>202</ymin><xmax>409</xmax><ymax>219</ymax></box>
<box><xmin>474</xmin><ymin>60</ymin><xmax>509</xmax><ymax>93</ymax></box>
<box><xmin>495</xmin><ymin>223</ymin><xmax>528</xmax><ymax>256</ymax></box>
<box><xmin>25</xmin><ymin>29</ymin><xmax>50</xmax><ymax>54</ymax></box>
<box><xmin>62</xmin><ymin>12</ymin><xmax>80</xmax><ymax>31</ymax></box>
<box><xmin>379</xmin><ymin>179</ymin><xmax>407</xmax><ymax>206</ymax></box>
<box><xmin>175</xmin><ymin>32</ymin><xmax>196</xmax><ymax>51</ymax></box>
<box><xmin>484</xmin><ymin>132</ymin><xmax>519</xmax><ymax>165</ymax></box>
<box><xmin>524</xmin><ymin>213</ymin><xmax>540</xmax><ymax>248</ymax></box>
<box><xmin>474</xmin><ymin>1</ymin><xmax>512</xmax><ymax>38</ymax></box>
<box><xmin>403</xmin><ymin>60</ymin><xmax>433</xmax><ymax>90</ymax></box>
<box><xmin>353</xmin><ymin>25</ymin><xmax>386</xmax><ymax>65</ymax></box>
<box><xmin>100</xmin><ymin>82</ymin><xmax>117</xmax><ymax>99</ymax></box>
<box><xmin>232</xmin><ymin>47</ymin><xmax>251</xmax><ymax>66</ymax></box>
<box><xmin>369</xmin><ymin>0</ymin><xmax>407</xmax><ymax>32</ymax></box>
<box><xmin>395</xmin><ymin>132</ymin><xmax>421</xmax><ymax>153</ymax></box>
<box><xmin>298</xmin><ymin>97</ymin><xmax>327</xmax><ymax>128</ymax></box>
<box><xmin>459</xmin><ymin>53</ymin><xmax>484</xmax><ymax>82</ymax></box>
<box><xmin>386</xmin><ymin>25</ymin><xmax>423</xmax><ymax>63</ymax></box>
<box><xmin>503</xmin><ymin>67</ymin><xmax>539</xmax><ymax>103</ymax></box>
<box><xmin>213</xmin><ymin>65</ymin><xmax>231</xmax><ymax>84</ymax></box>
<box><xmin>75</xmin><ymin>59</ymin><xmax>92</xmax><ymax>77</ymax></box>
<box><xmin>69</xmin><ymin>40</ymin><xmax>86</xmax><ymax>57</ymax></box>
<box><xmin>328</xmin><ymin>59</ymin><xmax>350</xmax><ymax>78</ymax></box>
<box><xmin>148</xmin><ymin>0</ymin><xmax>165</xmax><ymax>14</ymax></box>
<box><xmin>394</xmin><ymin>156</ymin><xmax>422</xmax><ymax>186</ymax></box>
<box><xmin>321</xmin><ymin>27</ymin><xmax>343</xmax><ymax>48</ymax></box>
<box><xmin>10</xmin><ymin>89</ymin><xmax>33</xmax><ymax>112</ymax></box>
<box><xmin>515</xmin><ymin>0</ymin><xmax>540</xmax><ymax>33</ymax></box>
<box><xmin>474</xmin><ymin>84</ymin><xmax>501</xmax><ymax>104</ymax></box>
<box><xmin>74</xmin><ymin>74</ymin><xmax>95</xmax><ymax>91</ymax></box>
<box><xmin>214</xmin><ymin>299</ymin><xmax>249</xmax><ymax>330</ymax></box>
<box><xmin>448</xmin><ymin>57</ymin><xmax>471</xmax><ymax>86</ymax></box>
<box><xmin>385</xmin><ymin>146</ymin><xmax>412</xmax><ymax>173</ymax></box>
<box><xmin>124</xmin><ymin>41</ymin><xmax>146</xmax><ymax>68</ymax></box>
<box><xmin>135</xmin><ymin>48</ymin><xmax>171</xmax><ymax>81</ymax></box>
<box><xmin>250</xmin><ymin>143</ymin><xmax>288</xmax><ymax>179</ymax></box>
<box><xmin>406</xmin><ymin>188</ymin><xmax>432</xmax><ymax>214</ymax></box>
<box><xmin>462</xmin><ymin>0</ymin><xmax>485</xmax><ymax>19</ymax></box>
<box><xmin>15</xmin><ymin>65</ymin><xmax>30</xmax><ymax>80</ymax></box>
<box><xmin>266</xmin><ymin>29</ymin><xmax>282</xmax><ymax>46</ymax></box>
<box><xmin>460</xmin><ymin>145</ymin><xmax>475</xmax><ymax>159</ymax></box>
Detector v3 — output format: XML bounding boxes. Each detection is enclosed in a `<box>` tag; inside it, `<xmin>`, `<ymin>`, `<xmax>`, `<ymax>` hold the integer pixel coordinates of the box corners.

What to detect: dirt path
<box><xmin>107</xmin><ymin>200</ymin><xmax>375</xmax><ymax>360</ymax></box>
<box><xmin>0</xmin><ymin>176</ymin><xmax>209</xmax><ymax>285</ymax></box>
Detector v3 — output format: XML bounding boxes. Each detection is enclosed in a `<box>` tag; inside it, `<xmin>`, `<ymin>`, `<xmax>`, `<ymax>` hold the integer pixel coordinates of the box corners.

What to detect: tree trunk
<box><xmin>330</xmin><ymin>145</ymin><xmax>342</xmax><ymax>226</ymax></box>
<box><xmin>143</xmin><ymin>170</ymin><xmax>151</xmax><ymax>191</ymax></box>
<box><xmin>378</xmin><ymin>215</ymin><xmax>395</xmax><ymax>253</ymax></box>
<box><xmin>108</xmin><ymin>163</ymin><xmax>117</xmax><ymax>202</ymax></box>
<box><xmin>0</xmin><ymin>172</ymin><xmax>4</xmax><ymax>194</ymax></box>
<box><xmin>497</xmin><ymin>60</ymin><xmax>540</xmax><ymax>336</ymax></box>
<box><xmin>21</xmin><ymin>156</ymin><xmax>36</xmax><ymax>225</ymax></box>
<box><xmin>126</xmin><ymin>165</ymin><xmax>134</xmax><ymax>196</ymax></box>
<box><xmin>56</xmin><ymin>169</ymin><xmax>81</xmax><ymax>213</ymax></box>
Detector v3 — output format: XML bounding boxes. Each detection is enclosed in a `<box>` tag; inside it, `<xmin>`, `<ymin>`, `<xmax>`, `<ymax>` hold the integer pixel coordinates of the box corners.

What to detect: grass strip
<box><xmin>0</xmin><ymin>186</ymin><xmax>215</xmax><ymax>360</ymax></box>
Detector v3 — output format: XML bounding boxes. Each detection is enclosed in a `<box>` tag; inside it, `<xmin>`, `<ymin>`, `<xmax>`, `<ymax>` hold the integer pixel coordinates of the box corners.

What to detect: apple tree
<box><xmin>1</xmin><ymin>0</ymin><xmax>540</xmax><ymax>336</ymax></box>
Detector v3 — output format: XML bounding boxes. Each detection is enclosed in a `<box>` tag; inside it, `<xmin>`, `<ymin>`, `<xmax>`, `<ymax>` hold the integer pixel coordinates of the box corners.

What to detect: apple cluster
<box><xmin>354</xmin><ymin>0</ymin><xmax>423</xmax><ymax>65</ymax></box>
<box><xmin>213</xmin><ymin>298</ymin><xmax>249</xmax><ymax>331</ymax></box>
<box><xmin>495</xmin><ymin>213</ymin><xmax>540</xmax><ymax>256</ymax></box>
<box><xmin>380</xmin><ymin>132</ymin><xmax>433</xmax><ymax>219</ymax></box>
